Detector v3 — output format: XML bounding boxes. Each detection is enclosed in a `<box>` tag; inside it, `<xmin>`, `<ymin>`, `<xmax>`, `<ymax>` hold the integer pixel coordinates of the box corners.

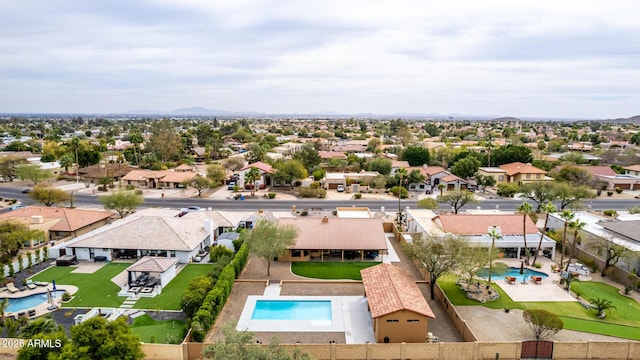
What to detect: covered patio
<box><xmin>120</xmin><ymin>256</ymin><xmax>178</xmax><ymax>297</ymax></box>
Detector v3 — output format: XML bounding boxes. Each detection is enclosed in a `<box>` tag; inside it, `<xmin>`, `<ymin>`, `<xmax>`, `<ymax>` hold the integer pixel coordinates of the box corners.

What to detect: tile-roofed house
<box><xmin>579</xmin><ymin>166</ymin><xmax>616</xmax><ymax>177</ymax></box>
<box><xmin>437</xmin><ymin>213</ymin><xmax>537</xmax><ymax>236</ymax></box>
<box><xmin>498</xmin><ymin>162</ymin><xmax>549</xmax><ymax>183</ymax></box>
<box><xmin>56</xmin><ymin>208</ymin><xmax>213</xmax><ymax>263</ymax></box>
<box><xmin>121</xmin><ymin>169</ymin><xmax>198</xmax><ymax>188</ymax></box>
<box><xmin>318</xmin><ymin>151</ymin><xmax>347</xmax><ymax>161</ymax></box>
<box><xmin>276</xmin><ymin>216</ymin><xmax>388</xmax><ymax>261</ymax></box>
<box><xmin>238</xmin><ymin>161</ymin><xmax>275</xmax><ymax>188</ymax></box>
<box><xmin>0</xmin><ymin>206</ymin><xmax>114</xmax><ymax>247</ymax></box>
<box><xmin>623</xmin><ymin>165</ymin><xmax>640</xmax><ymax>176</ymax></box>
<box><xmin>77</xmin><ymin>163</ymin><xmax>133</xmax><ymax>184</ymax></box>
<box><xmin>361</xmin><ymin>264</ymin><xmax>435</xmax><ymax>343</ymax></box>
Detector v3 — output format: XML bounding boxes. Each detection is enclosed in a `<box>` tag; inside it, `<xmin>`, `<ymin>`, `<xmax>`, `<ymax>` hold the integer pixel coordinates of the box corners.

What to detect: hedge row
<box><xmin>191</xmin><ymin>242</ymin><xmax>250</xmax><ymax>342</ymax></box>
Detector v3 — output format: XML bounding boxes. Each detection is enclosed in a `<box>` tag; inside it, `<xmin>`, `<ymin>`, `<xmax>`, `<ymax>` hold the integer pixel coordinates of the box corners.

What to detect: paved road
<box><xmin>1</xmin><ymin>186</ymin><xmax>638</xmax><ymax>212</ymax></box>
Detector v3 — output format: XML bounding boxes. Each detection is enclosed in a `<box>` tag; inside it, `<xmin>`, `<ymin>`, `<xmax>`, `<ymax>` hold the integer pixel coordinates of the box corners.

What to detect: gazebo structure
<box><xmin>124</xmin><ymin>256</ymin><xmax>179</xmax><ymax>295</ymax></box>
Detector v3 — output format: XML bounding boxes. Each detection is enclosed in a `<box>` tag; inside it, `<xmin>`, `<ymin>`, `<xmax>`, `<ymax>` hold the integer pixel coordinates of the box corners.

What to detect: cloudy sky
<box><xmin>1</xmin><ymin>1</ymin><xmax>639</xmax><ymax>119</ymax></box>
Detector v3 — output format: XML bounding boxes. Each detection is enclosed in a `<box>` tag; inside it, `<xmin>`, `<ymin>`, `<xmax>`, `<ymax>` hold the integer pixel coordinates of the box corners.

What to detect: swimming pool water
<box><xmin>477</xmin><ymin>267</ymin><xmax>548</xmax><ymax>282</ymax></box>
<box><xmin>251</xmin><ymin>300</ymin><xmax>332</xmax><ymax>320</ymax></box>
<box><xmin>1</xmin><ymin>290</ymin><xmax>66</xmax><ymax>313</ymax></box>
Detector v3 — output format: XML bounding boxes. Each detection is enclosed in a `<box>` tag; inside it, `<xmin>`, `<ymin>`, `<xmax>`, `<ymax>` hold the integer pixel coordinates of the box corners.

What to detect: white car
<box><xmin>336</xmin><ymin>185</ymin><xmax>345</xmax><ymax>192</ymax></box>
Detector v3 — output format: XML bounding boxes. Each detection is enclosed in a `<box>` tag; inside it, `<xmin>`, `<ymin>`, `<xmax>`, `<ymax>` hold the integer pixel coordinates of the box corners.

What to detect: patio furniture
<box><xmin>28</xmin><ymin>309</ymin><xmax>36</xmax><ymax>318</ymax></box>
<box><xmin>144</xmin><ymin>277</ymin><xmax>158</xmax><ymax>287</ymax></box>
<box><xmin>129</xmin><ymin>286</ymin><xmax>141</xmax><ymax>293</ymax></box>
<box><xmin>140</xmin><ymin>287</ymin><xmax>153</xmax><ymax>294</ymax></box>
<box><xmin>531</xmin><ymin>276</ymin><xmax>543</xmax><ymax>284</ymax></box>
<box><xmin>35</xmin><ymin>281</ymin><xmax>49</xmax><ymax>287</ymax></box>
<box><xmin>6</xmin><ymin>282</ymin><xmax>19</xmax><ymax>293</ymax></box>
<box><xmin>26</xmin><ymin>280</ymin><xmax>37</xmax><ymax>290</ymax></box>
<box><xmin>505</xmin><ymin>276</ymin><xmax>516</xmax><ymax>284</ymax></box>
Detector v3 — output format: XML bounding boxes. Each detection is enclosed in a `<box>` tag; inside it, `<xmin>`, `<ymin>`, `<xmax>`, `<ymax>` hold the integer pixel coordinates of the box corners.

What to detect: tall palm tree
<box><xmin>568</xmin><ymin>218</ymin><xmax>586</xmax><ymax>267</ymax></box>
<box><xmin>532</xmin><ymin>201</ymin><xmax>557</xmax><ymax>266</ymax></box>
<box><xmin>517</xmin><ymin>202</ymin><xmax>534</xmax><ymax>264</ymax></box>
<box><xmin>559</xmin><ymin>210</ymin><xmax>576</xmax><ymax>270</ymax></box>
<box><xmin>487</xmin><ymin>226</ymin><xmax>503</xmax><ymax>285</ymax></box>
<box><xmin>245</xmin><ymin>167</ymin><xmax>261</xmax><ymax>196</ymax></box>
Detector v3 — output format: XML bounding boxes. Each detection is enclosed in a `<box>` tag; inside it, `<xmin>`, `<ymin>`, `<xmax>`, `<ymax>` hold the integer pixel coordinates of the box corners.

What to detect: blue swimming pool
<box><xmin>1</xmin><ymin>290</ymin><xmax>66</xmax><ymax>313</ymax></box>
<box><xmin>477</xmin><ymin>267</ymin><xmax>548</xmax><ymax>283</ymax></box>
<box><xmin>251</xmin><ymin>300</ymin><xmax>332</xmax><ymax>320</ymax></box>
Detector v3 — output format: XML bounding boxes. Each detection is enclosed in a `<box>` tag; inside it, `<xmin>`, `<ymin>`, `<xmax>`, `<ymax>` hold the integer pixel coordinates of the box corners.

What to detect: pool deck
<box><xmin>1</xmin><ymin>284</ymin><xmax>78</xmax><ymax>318</ymax></box>
<box><xmin>491</xmin><ymin>258</ymin><xmax>576</xmax><ymax>302</ymax></box>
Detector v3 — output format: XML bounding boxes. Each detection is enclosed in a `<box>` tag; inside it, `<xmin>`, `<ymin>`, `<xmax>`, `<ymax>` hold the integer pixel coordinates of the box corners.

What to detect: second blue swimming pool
<box><xmin>251</xmin><ymin>300</ymin><xmax>332</xmax><ymax>320</ymax></box>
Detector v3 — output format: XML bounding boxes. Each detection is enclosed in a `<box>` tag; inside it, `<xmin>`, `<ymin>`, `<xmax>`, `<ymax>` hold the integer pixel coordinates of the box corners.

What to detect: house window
<box><xmin>170</xmin><ymin>251</ymin><xmax>176</xmax><ymax>257</ymax></box>
<box><xmin>526</xmin><ymin>173</ymin><xmax>531</xmax><ymax>179</ymax></box>
<box><xmin>386</xmin><ymin>319</ymin><xmax>399</xmax><ymax>323</ymax></box>
<box><xmin>407</xmin><ymin>319</ymin><xmax>420</xmax><ymax>323</ymax></box>
<box><xmin>103</xmin><ymin>249</ymin><xmax>109</xmax><ymax>251</ymax></box>
<box><xmin>536</xmin><ymin>174</ymin><xmax>542</xmax><ymax>179</ymax></box>
<box><xmin>498</xmin><ymin>175</ymin><xmax>504</xmax><ymax>181</ymax></box>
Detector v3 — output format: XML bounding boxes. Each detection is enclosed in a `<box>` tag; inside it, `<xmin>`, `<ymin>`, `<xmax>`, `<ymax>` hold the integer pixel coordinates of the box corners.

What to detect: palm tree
<box><xmin>0</xmin><ymin>298</ymin><xmax>8</xmax><ymax>323</ymax></box>
<box><xmin>532</xmin><ymin>201</ymin><xmax>557</xmax><ymax>266</ymax></box>
<box><xmin>245</xmin><ymin>167</ymin><xmax>261</xmax><ymax>196</ymax></box>
<box><xmin>590</xmin><ymin>297</ymin><xmax>617</xmax><ymax>318</ymax></box>
<box><xmin>487</xmin><ymin>225</ymin><xmax>503</xmax><ymax>285</ymax></box>
<box><xmin>559</xmin><ymin>210</ymin><xmax>576</xmax><ymax>270</ymax></box>
<box><xmin>568</xmin><ymin>218</ymin><xmax>586</xmax><ymax>265</ymax></box>
<box><xmin>437</xmin><ymin>183</ymin><xmax>445</xmax><ymax>196</ymax></box>
<box><xmin>517</xmin><ymin>202</ymin><xmax>534</xmax><ymax>264</ymax></box>
<box><xmin>20</xmin><ymin>317</ymin><xmax>60</xmax><ymax>337</ymax></box>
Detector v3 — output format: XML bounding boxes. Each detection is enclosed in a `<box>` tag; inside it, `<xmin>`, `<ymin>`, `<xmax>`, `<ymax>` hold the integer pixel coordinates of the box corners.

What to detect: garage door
<box><xmin>328</xmin><ymin>183</ymin><xmax>340</xmax><ymax>189</ymax></box>
<box><xmin>616</xmin><ymin>183</ymin><xmax>631</xmax><ymax>190</ymax></box>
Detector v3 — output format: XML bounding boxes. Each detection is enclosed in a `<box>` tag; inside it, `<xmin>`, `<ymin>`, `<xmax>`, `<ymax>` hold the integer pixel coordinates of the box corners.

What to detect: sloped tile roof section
<box><xmin>127</xmin><ymin>256</ymin><xmax>179</xmax><ymax>273</ymax></box>
<box><xmin>278</xmin><ymin>217</ymin><xmax>388</xmax><ymax>250</ymax></box>
<box><xmin>499</xmin><ymin>162</ymin><xmax>547</xmax><ymax>176</ymax></box>
<box><xmin>600</xmin><ymin>220</ymin><xmax>640</xmax><ymax>242</ymax></box>
<box><xmin>240</xmin><ymin>161</ymin><xmax>274</xmax><ymax>174</ymax></box>
<box><xmin>437</xmin><ymin>213</ymin><xmax>537</xmax><ymax>236</ymax></box>
<box><xmin>0</xmin><ymin>206</ymin><xmax>113</xmax><ymax>232</ymax></box>
<box><xmin>361</xmin><ymin>263</ymin><xmax>435</xmax><ymax>319</ymax></box>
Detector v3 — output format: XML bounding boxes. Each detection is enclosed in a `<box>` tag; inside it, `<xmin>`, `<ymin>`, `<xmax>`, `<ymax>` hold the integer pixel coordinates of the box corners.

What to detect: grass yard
<box><xmin>30</xmin><ymin>263</ymin><xmax>130</xmax><ymax>308</ymax></box>
<box><xmin>291</xmin><ymin>261</ymin><xmax>380</xmax><ymax>280</ymax></box>
<box><xmin>134</xmin><ymin>264</ymin><xmax>213</xmax><ymax>310</ymax></box>
<box><xmin>438</xmin><ymin>275</ymin><xmax>640</xmax><ymax>340</ymax></box>
<box><xmin>130</xmin><ymin>314</ymin><xmax>187</xmax><ymax>344</ymax></box>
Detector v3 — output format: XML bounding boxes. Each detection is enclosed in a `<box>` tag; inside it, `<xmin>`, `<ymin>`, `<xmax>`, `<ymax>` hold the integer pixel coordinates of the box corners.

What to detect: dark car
<box><xmin>21</xmin><ymin>188</ymin><xmax>31</xmax><ymax>194</ymax></box>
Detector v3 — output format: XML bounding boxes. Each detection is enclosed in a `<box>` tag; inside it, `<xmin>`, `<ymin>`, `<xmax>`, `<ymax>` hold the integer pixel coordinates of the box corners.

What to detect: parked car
<box><xmin>336</xmin><ymin>185</ymin><xmax>345</xmax><ymax>192</ymax></box>
<box><xmin>227</xmin><ymin>182</ymin><xmax>236</xmax><ymax>190</ymax></box>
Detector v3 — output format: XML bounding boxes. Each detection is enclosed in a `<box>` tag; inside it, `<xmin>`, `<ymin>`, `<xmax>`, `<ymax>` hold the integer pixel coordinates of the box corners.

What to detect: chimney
<box><xmin>322</xmin><ymin>216</ymin><xmax>329</xmax><ymax>224</ymax></box>
<box><xmin>31</xmin><ymin>215</ymin><xmax>44</xmax><ymax>224</ymax></box>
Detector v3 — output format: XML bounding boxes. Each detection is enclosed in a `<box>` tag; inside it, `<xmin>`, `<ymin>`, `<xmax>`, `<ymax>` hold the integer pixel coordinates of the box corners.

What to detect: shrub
<box><xmin>268</xmin><ymin>192</ymin><xmax>276</xmax><ymax>199</ymax></box>
<box><xmin>615</xmin><ymin>187</ymin><xmax>623</xmax><ymax>194</ymax></box>
<box><xmin>390</xmin><ymin>186</ymin><xmax>409</xmax><ymax>199</ymax></box>
<box><xmin>298</xmin><ymin>188</ymin><xmax>326</xmax><ymax>198</ymax></box>
<box><xmin>353</xmin><ymin>193</ymin><xmax>362</xmax><ymax>199</ymax></box>
<box><xmin>125</xmin><ymin>184</ymin><xmax>135</xmax><ymax>190</ymax></box>
<box><xmin>629</xmin><ymin>206</ymin><xmax>640</xmax><ymax>214</ymax></box>
<box><xmin>497</xmin><ymin>183</ymin><xmax>518</xmax><ymax>197</ymax></box>
<box><xmin>534</xmin><ymin>263</ymin><xmax>542</xmax><ymax>269</ymax></box>
<box><xmin>596</xmin><ymin>189</ymin><xmax>602</xmax><ymax>196</ymax></box>
<box><xmin>134</xmin><ymin>189</ymin><xmax>143</xmax><ymax>195</ymax></box>
<box><xmin>62</xmin><ymin>292</ymin><xmax>72</xmax><ymax>302</ymax></box>
<box><xmin>300</xmin><ymin>210</ymin><xmax>308</xmax><ymax>216</ymax></box>
<box><xmin>603</xmin><ymin>209</ymin><xmax>617</xmax><ymax>217</ymax></box>
<box><xmin>607</xmin><ymin>191</ymin><xmax>614</xmax><ymax>196</ymax></box>
<box><xmin>210</xmin><ymin>245</ymin><xmax>233</xmax><ymax>263</ymax></box>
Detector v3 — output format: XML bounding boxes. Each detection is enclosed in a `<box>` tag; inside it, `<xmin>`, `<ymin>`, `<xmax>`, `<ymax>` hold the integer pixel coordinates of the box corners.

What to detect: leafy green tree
<box><xmin>146</xmin><ymin>119</ymin><xmax>183</xmax><ymax>165</ymax></box>
<box><xmin>180</xmin><ymin>276</ymin><xmax>214</xmax><ymax>318</ymax></box>
<box><xmin>417</xmin><ymin>198</ymin><xmax>439</xmax><ymax>209</ymax></box>
<box><xmin>98</xmin><ymin>190</ymin><xmax>144</xmax><ymax>218</ymax></box>
<box><xmin>58</xmin><ymin>317</ymin><xmax>143</xmax><ymax>360</ymax></box>
<box><xmin>401</xmin><ymin>146</ymin><xmax>430</xmax><ymax>166</ymax></box>
<box><xmin>475</xmin><ymin>174</ymin><xmax>496</xmax><ymax>192</ymax></box>
<box><xmin>244</xmin><ymin>143</ymin><xmax>267</xmax><ymax>164</ymax></box>
<box><xmin>58</xmin><ymin>154</ymin><xmax>75</xmax><ymax>174</ymax></box>
<box><xmin>406</xmin><ymin>169</ymin><xmax>426</xmax><ymax>185</ymax></box>
<box><xmin>491</xmin><ymin>144</ymin><xmax>532</xmax><ymax>166</ymax></box>
<box><xmin>523</xmin><ymin>309</ymin><xmax>563</xmax><ymax>339</ymax></box>
<box><xmin>274</xmin><ymin>160</ymin><xmax>308</xmax><ymax>189</ymax></box>
<box><xmin>292</xmin><ymin>143</ymin><xmax>321</xmax><ymax>171</ymax></box>
<box><xmin>17</xmin><ymin>331</ymin><xmax>68</xmax><ymax>360</ymax></box>
<box><xmin>458</xmin><ymin>244</ymin><xmax>497</xmax><ymax>286</ymax></box>
<box><xmin>518</xmin><ymin>181</ymin><xmax>557</xmax><ymax>210</ymax></box>
<box><xmin>202</xmin><ymin>321</ymin><xmax>312</xmax><ymax>360</ymax></box>
<box><xmin>183</xmin><ymin>176</ymin><xmax>212</xmax><ymax>197</ymax></box>
<box><xmin>390</xmin><ymin>185</ymin><xmax>409</xmax><ymax>199</ymax></box>
<box><xmin>437</xmin><ymin>189</ymin><xmax>477</xmax><ymax>214</ymax></box>
<box><xmin>15</xmin><ymin>164</ymin><xmax>53</xmax><ymax>185</ymax></box>
<box><xmin>244</xmin><ymin>167</ymin><xmax>261</xmax><ymax>196</ymax></box>
<box><xmin>496</xmin><ymin>182</ymin><xmax>518</xmax><ymax>197</ymax></box>
<box><xmin>554</xmin><ymin>183</ymin><xmax>596</xmax><ymax>210</ymax></box>
<box><xmin>366</xmin><ymin>157</ymin><xmax>392</xmax><ymax>175</ymax></box>
<box><xmin>128</xmin><ymin>131</ymin><xmax>144</xmax><ymax>165</ymax></box>
<box><xmin>224</xmin><ymin>157</ymin><xmax>245</xmax><ymax>172</ymax></box>
<box><xmin>589</xmin><ymin>237</ymin><xmax>635</xmax><ymax>277</ymax></box>
<box><xmin>0</xmin><ymin>222</ymin><xmax>43</xmax><ymax>261</ymax></box>
<box><xmin>450</xmin><ymin>157</ymin><xmax>480</xmax><ymax>179</ymax></box>
<box><xmin>206</xmin><ymin>164</ymin><xmax>227</xmax><ymax>187</ymax></box>
<box><xmin>404</xmin><ymin>235</ymin><xmax>468</xmax><ymax>300</ymax></box>
<box><xmin>0</xmin><ymin>157</ymin><xmax>23</xmax><ymax>182</ymax></box>
<box><xmin>553</xmin><ymin>165</ymin><xmax>592</xmax><ymax>186</ymax></box>
<box><xmin>589</xmin><ymin>298</ymin><xmax>617</xmax><ymax>318</ymax></box>
<box><xmin>243</xmin><ymin>219</ymin><xmax>297</xmax><ymax>276</ymax></box>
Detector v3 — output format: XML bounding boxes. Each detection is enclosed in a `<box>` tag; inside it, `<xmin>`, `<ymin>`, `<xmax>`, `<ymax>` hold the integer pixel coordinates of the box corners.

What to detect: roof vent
<box><xmin>31</xmin><ymin>215</ymin><xmax>44</xmax><ymax>224</ymax></box>
<box><xmin>322</xmin><ymin>216</ymin><xmax>329</xmax><ymax>223</ymax></box>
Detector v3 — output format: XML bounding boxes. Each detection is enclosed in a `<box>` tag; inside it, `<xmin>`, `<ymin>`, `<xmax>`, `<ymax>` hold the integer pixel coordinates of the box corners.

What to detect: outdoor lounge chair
<box><xmin>6</xmin><ymin>282</ymin><xmax>19</xmax><ymax>293</ymax></box>
<box><xmin>27</xmin><ymin>309</ymin><xmax>36</xmax><ymax>318</ymax></box>
<box><xmin>35</xmin><ymin>281</ymin><xmax>49</xmax><ymax>287</ymax></box>
<box><xmin>26</xmin><ymin>280</ymin><xmax>37</xmax><ymax>290</ymax></box>
<box><xmin>505</xmin><ymin>276</ymin><xmax>516</xmax><ymax>284</ymax></box>
<box><xmin>531</xmin><ymin>276</ymin><xmax>542</xmax><ymax>284</ymax></box>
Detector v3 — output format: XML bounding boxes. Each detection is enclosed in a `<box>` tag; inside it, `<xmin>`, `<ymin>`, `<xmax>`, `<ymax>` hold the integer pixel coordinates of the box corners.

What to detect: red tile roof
<box><xmin>240</xmin><ymin>161</ymin><xmax>274</xmax><ymax>174</ymax></box>
<box><xmin>318</xmin><ymin>151</ymin><xmax>347</xmax><ymax>160</ymax></box>
<box><xmin>623</xmin><ymin>165</ymin><xmax>640</xmax><ymax>172</ymax></box>
<box><xmin>277</xmin><ymin>217</ymin><xmax>388</xmax><ymax>250</ymax></box>
<box><xmin>437</xmin><ymin>213</ymin><xmax>537</xmax><ymax>236</ymax></box>
<box><xmin>499</xmin><ymin>162</ymin><xmax>547</xmax><ymax>176</ymax></box>
<box><xmin>579</xmin><ymin>166</ymin><xmax>616</xmax><ymax>177</ymax></box>
<box><xmin>361</xmin><ymin>264</ymin><xmax>435</xmax><ymax>319</ymax></box>
<box><xmin>0</xmin><ymin>206</ymin><xmax>113</xmax><ymax>232</ymax></box>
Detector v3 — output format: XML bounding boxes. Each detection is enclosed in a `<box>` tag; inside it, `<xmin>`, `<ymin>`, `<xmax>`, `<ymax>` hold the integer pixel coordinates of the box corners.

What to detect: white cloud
<box><xmin>0</xmin><ymin>0</ymin><xmax>639</xmax><ymax>118</ymax></box>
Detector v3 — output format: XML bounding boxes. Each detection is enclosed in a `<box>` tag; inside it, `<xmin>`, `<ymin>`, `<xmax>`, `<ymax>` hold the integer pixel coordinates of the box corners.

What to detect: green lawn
<box><xmin>130</xmin><ymin>314</ymin><xmax>187</xmax><ymax>344</ymax></box>
<box><xmin>438</xmin><ymin>275</ymin><xmax>640</xmax><ymax>340</ymax></box>
<box><xmin>30</xmin><ymin>263</ymin><xmax>130</xmax><ymax>308</ymax></box>
<box><xmin>291</xmin><ymin>261</ymin><xmax>380</xmax><ymax>280</ymax></box>
<box><xmin>134</xmin><ymin>264</ymin><xmax>213</xmax><ymax>310</ymax></box>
